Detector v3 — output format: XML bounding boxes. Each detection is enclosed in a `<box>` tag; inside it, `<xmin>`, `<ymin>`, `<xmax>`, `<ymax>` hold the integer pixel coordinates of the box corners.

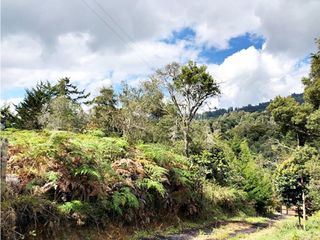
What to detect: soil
<box><xmin>140</xmin><ymin>214</ymin><xmax>286</xmax><ymax>240</ymax></box>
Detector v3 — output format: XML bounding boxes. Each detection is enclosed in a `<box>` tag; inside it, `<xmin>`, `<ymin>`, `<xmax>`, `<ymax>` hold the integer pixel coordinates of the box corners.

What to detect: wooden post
<box><xmin>297</xmin><ymin>205</ymin><xmax>301</xmax><ymax>227</ymax></box>
<box><xmin>1</xmin><ymin>139</ymin><xmax>9</xmax><ymax>194</ymax></box>
<box><xmin>302</xmin><ymin>178</ymin><xmax>306</xmax><ymax>231</ymax></box>
<box><xmin>302</xmin><ymin>190</ymin><xmax>306</xmax><ymax>230</ymax></box>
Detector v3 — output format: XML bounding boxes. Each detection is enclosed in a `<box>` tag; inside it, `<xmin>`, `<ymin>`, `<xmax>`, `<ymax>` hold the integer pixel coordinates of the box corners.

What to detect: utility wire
<box><xmin>93</xmin><ymin>0</ymin><xmax>145</xmax><ymax>53</ymax></box>
<box><xmin>80</xmin><ymin>0</ymin><xmax>154</xmax><ymax>70</ymax></box>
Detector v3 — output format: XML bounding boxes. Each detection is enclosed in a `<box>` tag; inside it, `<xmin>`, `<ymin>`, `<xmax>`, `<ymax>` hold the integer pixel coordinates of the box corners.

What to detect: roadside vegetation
<box><xmin>1</xmin><ymin>39</ymin><xmax>320</xmax><ymax>239</ymax></box>
<box><xmin>231</xmin><ymin>211</ymin><xmax>320</xmax><ymax>240</ymax></box>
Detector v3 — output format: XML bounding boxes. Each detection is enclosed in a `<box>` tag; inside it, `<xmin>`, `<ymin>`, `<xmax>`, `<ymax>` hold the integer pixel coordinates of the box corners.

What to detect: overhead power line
<box><xmin>80</xmin><ymin>0</ymin><xmax>155</xmax><ymax>70</ymax></box>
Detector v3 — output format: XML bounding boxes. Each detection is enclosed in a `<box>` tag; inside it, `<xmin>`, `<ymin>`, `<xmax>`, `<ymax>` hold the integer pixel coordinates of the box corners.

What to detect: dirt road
<box><xmin>141</xmin><ymin>215</ymin><xmax>286</xmax><ymax>240</ymax></box>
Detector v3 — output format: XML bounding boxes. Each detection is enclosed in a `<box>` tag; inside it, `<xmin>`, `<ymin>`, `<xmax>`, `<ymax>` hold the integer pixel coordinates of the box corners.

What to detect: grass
<box><xmin>230</xmin><ymin>211</ymin><xmax>320</xmax><ymax>240</ymax></box>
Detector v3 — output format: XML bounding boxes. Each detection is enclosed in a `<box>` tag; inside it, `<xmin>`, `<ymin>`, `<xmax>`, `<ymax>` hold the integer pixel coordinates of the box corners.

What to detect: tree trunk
<box><xmin>297</xmin><ymin>205</ymin><xmax>301</xmax><ymax>227</ymax></box>
<box><xmin>302</xmin><ymin>177</ymin><xmax>306</xmax><ymax>231</ymax></box>
<box><xmin>302</xmin><ymin>190</ymin><xmax>306</xmax><ymax>230</ymax></box>
<box><xmin>183</xmin><ymin>129</ymin><xmax>189</xmax><ymax>157</ymax></box>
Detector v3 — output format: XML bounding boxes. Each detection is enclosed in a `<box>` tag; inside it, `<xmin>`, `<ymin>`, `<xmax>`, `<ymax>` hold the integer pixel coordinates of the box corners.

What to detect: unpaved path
<box><xmin>140</xmin><ymin>215</ymin><xmax>286</xmax><ymax>240</ymax></box>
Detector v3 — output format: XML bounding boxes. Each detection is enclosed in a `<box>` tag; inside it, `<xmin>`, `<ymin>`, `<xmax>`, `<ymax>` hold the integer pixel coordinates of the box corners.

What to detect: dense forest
<box><xmin>199</xmin><ymin>93</ymin><xmax>304</xmax><ymax>119</ymax></box>
<box><xmin>1</xmin><ymin>40</ymin><xmax>320</xmax><ymax>240</ymax></box>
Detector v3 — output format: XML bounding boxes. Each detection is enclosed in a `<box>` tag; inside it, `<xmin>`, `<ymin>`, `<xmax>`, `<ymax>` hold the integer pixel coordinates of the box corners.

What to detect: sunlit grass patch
<box><xmin>231</xmin><ymin>212</ymin><xmax>320</xmax><ymax>240</ymax></box>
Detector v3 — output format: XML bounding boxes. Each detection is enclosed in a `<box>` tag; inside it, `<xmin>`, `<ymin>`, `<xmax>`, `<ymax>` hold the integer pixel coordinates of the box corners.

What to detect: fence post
<box><xmin>1</xmin><ymin>139</ymin><xmax>9</xmax><ymax>194</ymax></box>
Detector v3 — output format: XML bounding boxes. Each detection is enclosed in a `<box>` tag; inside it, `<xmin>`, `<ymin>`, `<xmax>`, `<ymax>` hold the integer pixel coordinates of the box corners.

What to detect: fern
<box><xmin>138</xmin><ymin>179</ymin><xmax>165</xmax><ymax>197</ymax></box>
<box><xmin>58</xmin><ymin>200</ymin><xmax>86</xmax><ymax>214</ymax></box>
<box><xmin>172</xmin><ymin>167</ymin><xmax>192</xmax><ymax>186</ymax></box>
<box><xmin>144</xmin><ymin>163</ymin><xmax>168</xmax><ymax>182</ymax></box>
<box><xmin>111</xmin><ymin>187</ymin><xmax>139</xmax><ymax>215</ymax></box>
<box><xmin>44</xmin><ymin>171</ymin><xmax>60</xmax><ymax>184</ymax></box>
<box><xmin>74</xmin><ymin>165</ymin><xmax>101</xmax><ymax>180</ymax></box>
<box><xmin>138</xmin><ymin>144</ymin><xmax>188</xmax><ymax>166</ymax></box>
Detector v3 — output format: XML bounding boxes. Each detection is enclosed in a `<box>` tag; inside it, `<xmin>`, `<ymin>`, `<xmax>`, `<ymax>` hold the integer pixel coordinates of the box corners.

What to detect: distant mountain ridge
<box><xmin>200</xmin><ymin>93</ymin><xmax>303</xmax><ymax>119</ymax></box>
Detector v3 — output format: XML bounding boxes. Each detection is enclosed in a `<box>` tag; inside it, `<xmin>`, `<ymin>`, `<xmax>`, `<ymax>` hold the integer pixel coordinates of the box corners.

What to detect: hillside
<box><xmin>1</xmin><ymin>129</ymin><xmax>253</xmax><ymax>239</ymax></box>
<box><xmin>200</xmin><ymin>93</ymin><xmax>303</xmax><ymax>119</ymax></box>
<box><xmin>1</xmin><ymin>41</ymin><xmax>320</xmax><ymax>239</ymax></box>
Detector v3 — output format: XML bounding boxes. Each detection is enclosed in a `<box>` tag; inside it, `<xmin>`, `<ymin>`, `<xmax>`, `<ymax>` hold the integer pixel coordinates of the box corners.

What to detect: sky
<box><xmin>1</xmin><ymin>0</ymin><xmax>320</xmax><ymax>110</ymax></box>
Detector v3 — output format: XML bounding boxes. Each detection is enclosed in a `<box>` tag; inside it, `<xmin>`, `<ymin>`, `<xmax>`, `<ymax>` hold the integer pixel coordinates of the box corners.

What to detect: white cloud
<box><xmin>256</xmin><ymin>0</ymin><xmax>320</xmax><ymax>58</ymax></box>
<box><xmin>207</xmin><ymin>46</ymin><xmax>309</xmax><ymax>108</ymax></box>
<box><xmin>1</xmin><ymin>32</ymin><xmax>198</xmax><ymax>91</ymax></box>
<box><xmin>1</xmin><ymin>0</ymin><xmax>319</xmax><ymax>108</ymax></box>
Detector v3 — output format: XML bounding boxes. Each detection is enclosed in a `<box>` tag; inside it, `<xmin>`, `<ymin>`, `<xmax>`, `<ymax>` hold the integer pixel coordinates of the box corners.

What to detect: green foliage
<box><xmin>306</xmin><ymin>154</ymin><xmax>320</xmax><ymax>211</ymax></box>
<box><xmin>59</xmin><ymin>200</ymin><xmax>87</xmax><ymax>214</ymax></box>
<box><xmin>138</xmin><ymin>179</ymin><xmax>166</xmax><ymax>196</ymax></box>
<box><xmin>53</xmin><ymin>77</ymin><xmax>90</xmax><ymax>103</ymax></box>
<box><xmin>39</xmin><ymin>95</ymin><xmax>87</xmax><ymax>132</ymax></box>
<box><xmin>236</xmin><ymin>141</ymin><xmax>273</xmax><ymax>213</ymax></box>
<box><xmin>268</xmin><ymin>40</ymin><xmax>320</xmax><ymax>146</ymax></box>
<box><xmin>275</xmin><ymin>146</ymin><xmax>319</xmax><ymax>210</ymax></box>
<box><xmin>174</xmin><ymin>61</ymin><xmax>220</xmax><ymax>96</ymax></box>
<box><xmin>138</xmin><ymin>143</ymin><xmax>188</xmax><ymax>166</ymax></box>
<box><xmin>143</xmin><ymin>163</ymin><xmax>168</xmax><ymax>181</ymax></box>
<box><xmin>202</xmin><ymin>182</ymin><xmax>253</xmax><ymax>214</ymax></box>
<box><xmin>15</xmin><ymin>81</ymin><xmax>54</xmax><ymax>129</ymax></box>
<box><xmin>74</xmin><ymin>165</ymin><xmax>102</xmax><ymax>180</ymax></box>
<box><xmin>156</xmin><ymin>61</ymin><xmax>220</xmax><ymax>156</ymax></box>
<box><xmin>192</xmin><ymin>148</ymin><xmax>231</xmax><ymax>185</ymax></box>
<box><xmin>1</xmin><ymin>105</ymin><xmax>16</xmax><ymax>128</ymax></box>
<box><xmin>111</xmin><ymin>187</ymin><xmax>139</xmax><ymax>215</ymax></box>
<box><xmin>88</xmin><ymin>87</ymin><xmax>120</xmax><ymax>135</ymax></box>
<box><xmin>303</xmin><ymin>39</ymin><xmax>320</xmax><ymax>109</ymax></box>
<box><xmin>241</xmin><ymin>211</ymin><xmax>320</xmax><ymax>240</ymax></box>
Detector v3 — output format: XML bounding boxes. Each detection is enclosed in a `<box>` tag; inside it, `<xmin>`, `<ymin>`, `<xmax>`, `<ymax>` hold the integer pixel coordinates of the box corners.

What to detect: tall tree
<box><xmin>89</xmin><ymin>87</ymin><xmax>119</xmax><ymax>135</ymax></box>
<box><xmin>268</xmin><ymin>39</ymin><xmax>320</xmax><ymax>146</ymax></box>
<box><xmin>303</xmin><ymin>38</ymin><xmax>320</xmax><ymax>109</ymax></box>
<box><xmin>15</xmin><ymin>81</ymin><xmax>54</xmax><ymax>129</ymax></box>
<box><xmin>53</xmin><ymin>77</ymin><xmax>90</xmax><ymax>103</ymax></box>
<box><xmin>270</xmin><ymin>39</ymin><xmax>320</xmax><ymax>226</ymax></box>
<box><xmin>156</xmin><ymin>61</ymin><xmax>220</xmax><ymax>156</ymax></box>
<box><xmin>238</xmin><ymin>141</ymin><xmax>273</xmax><ymax>213</ymax></box>
<box><xmin>38</xmin><ymin>96</ymin><xmax>86</xmax><ymax>131</ymax></box>
<box><xmin>275</xmin><ymin>146</ymin><xmax>319</xmax><ymax>229</ymax></box>
<box><xmin>118</xmin><ymin>79</ymin><xmax>165</xmax><ymax>142</ymax></box>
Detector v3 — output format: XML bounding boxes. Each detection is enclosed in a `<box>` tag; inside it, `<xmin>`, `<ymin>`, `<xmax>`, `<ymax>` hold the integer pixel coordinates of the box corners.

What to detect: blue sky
<box><xmin>163</xmin><ymin>28</ymin><xmax>265</xmax><ymax>64</ymax></box>
<box><xmin>1</xmin><ymin>29</ymin><xmax>266</xmax><ymax>101</ymax></box>
<box><xmin>1</xmin><ymin>0</ymin><xmax>320</xmax><ymax>109</ymax></box>
<box><xmin>199</xmin><ymin>33</ymin><xmax>265</xmax><ymax>64</ymax></box>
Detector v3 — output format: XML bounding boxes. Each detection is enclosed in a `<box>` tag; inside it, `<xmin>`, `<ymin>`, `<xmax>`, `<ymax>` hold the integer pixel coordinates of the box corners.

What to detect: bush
<box><xmin>0</xmin><ymin>129</ymin><xmax>258</xmax><ymax>237</ymax></box>
<box><xmin>202</xmin><ymin>182</ymin><xmax>253</xmax><ymax>214</ymax></box>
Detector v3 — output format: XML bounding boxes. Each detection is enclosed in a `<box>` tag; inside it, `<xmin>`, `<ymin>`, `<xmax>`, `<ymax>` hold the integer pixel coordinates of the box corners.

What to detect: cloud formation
<box><xmin>1</xmin><ymin>0</ymin><xmax>320</xmax><ymax>108</ymax></box>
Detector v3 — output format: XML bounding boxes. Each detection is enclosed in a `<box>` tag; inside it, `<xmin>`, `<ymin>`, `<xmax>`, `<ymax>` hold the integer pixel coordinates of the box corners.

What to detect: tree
<box><xmin>156</xmin><ymin>61</ymin><xmax>220</xmax><ymax>156</ymax></box>
<box><xmin>118</xmin><ymin>80</ymin><xmax>165</xmax><ymax>142</ymax></box>
<box><xmin>268</xmin><ymin>40</ymin><xmax>320</xmax><ymax>145</ymax></box>
<box><xmin>39</xmin><ymin>96</ymin><xmax>86</xmax><ymax>131</ymax></box>
<box><xmin>237</xmin><ymin>141</ymin><xmax>273</xmax><ymax>214</ymax></box>
<box><xmin>192</xmin><ymin>141</ymin><xmax>232</xmax><ymax>186</ymax></box>
<box><xmin>0</xmin><ymin>105</ymin><xmax>16</xmax><ymax>129</ymax></box>
<box><xmin>269</xmin><ymin>39</ymin><xmax>320</xmax><ymax>228</ymax></box>
<box><xmin>275</xmin><ymin>146</ymin><xmax>318</xmax><ymax>229</ymax></box>
<box><xmin>53</xmin><ymin>77</ymin><xmax>90</xmax><ymax>103</ymax></box>
<box><xmin>89</xmin><ymin>87</ymin><xmax>119</xmax><ymax>135</ymax></box>
<box><xmin>303</xmin><ymin>38</ymin><xmax>320</xmax><ymax>109</ymax></box>
<box><xmin>15</xmin><ymin>81</ymin><xmax>54</xmax><ymax>129</ymax></box>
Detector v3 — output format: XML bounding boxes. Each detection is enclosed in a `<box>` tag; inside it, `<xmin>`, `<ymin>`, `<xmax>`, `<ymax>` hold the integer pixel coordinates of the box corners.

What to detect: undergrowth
<box><xmin>1</xmin><ymin>129</ymin><xmax>254</xmax><ymax>239</ymax></box>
